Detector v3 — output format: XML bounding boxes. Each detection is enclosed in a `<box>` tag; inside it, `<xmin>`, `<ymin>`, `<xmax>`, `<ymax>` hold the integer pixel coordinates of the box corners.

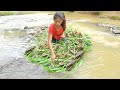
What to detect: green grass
<box><xmin>90</xmin><ymin>11</ymin><xmax>101</xmax><ymax>15</ymax></box>
<box><xmin>73</xmin><ymin>11</ymin><xmax>102</xmax><ymax>15</ymax></box>
<box><xmin>0</xmin><ymin>11</ymin><xmax>55</xmax><ymax>16</ymax></box>
<box><xmin>108</xmin><ymin>16</ymin><xmax>120</xmax><ymax>20</ymax></box>
<box><xmin>0</xmin><ymin>11</ymin><xmax>14</xmax><ymax>16</ymax></box>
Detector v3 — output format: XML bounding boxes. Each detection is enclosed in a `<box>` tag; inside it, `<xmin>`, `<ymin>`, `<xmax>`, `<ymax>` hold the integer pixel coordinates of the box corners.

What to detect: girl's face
<box><xmin>54</xmin><ymin>17</ymin><xmax>63</xmax><ymax>27</ymax></box>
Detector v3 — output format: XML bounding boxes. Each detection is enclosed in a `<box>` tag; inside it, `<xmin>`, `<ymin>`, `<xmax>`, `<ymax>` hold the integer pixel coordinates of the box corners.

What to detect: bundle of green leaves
<box><xmin>25</xmin><ymin>25</ymin><xmax>92</xmax><ymax>73</ymax></box>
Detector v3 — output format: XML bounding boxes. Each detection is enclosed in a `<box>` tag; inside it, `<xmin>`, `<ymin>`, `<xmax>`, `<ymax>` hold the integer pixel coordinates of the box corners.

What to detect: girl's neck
<box><xmin>54</xmin><ymin>24</ymin><xmax>62</xmax><ymax>30</ymax></box>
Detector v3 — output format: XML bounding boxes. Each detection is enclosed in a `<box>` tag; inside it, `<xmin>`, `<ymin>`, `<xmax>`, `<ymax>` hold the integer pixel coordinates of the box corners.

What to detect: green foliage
<box><xmin>25</xmin><ymin>25</ymin><xmax>92</xmax><ymax>73</ymax></box>
<box><xmin>90</xmin><ymin>11</ymin><xmax>101</xmax><ymax>15</ymax></box>
<box><xmin>82</xmin><ymin>34</ymin><xmax>92</xmax><ymax>52</ymax></box>
<box><xmin>0</xmin><ymin>11</ymin><xmax>14</xmax><ymax>16</ymax></box>
<box><xmin>108</xmin><ymin>16</ymin><xmax>120</xmax><ymax>20</ymax></box>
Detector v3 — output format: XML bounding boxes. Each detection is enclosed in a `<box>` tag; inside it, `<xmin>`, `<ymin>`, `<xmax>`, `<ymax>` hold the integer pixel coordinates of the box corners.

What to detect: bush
<box><xmin>0</xmin><ymin>11</ymin><xmax>14</xmax><ymax>16</ymax></box>
<box><xmin>90</xmin><ymin>11</ymin><xmax>101</xmax><ymax>15</ymax></box>
<box><xmin>75</xmin><ymin>11</ymin><xmax>101</xmax><ymax>15</ymax></box>
<box><xmin>108</xmin><ymin>16</ymin><xmax>120</xmax><ymax>20</ymax></box>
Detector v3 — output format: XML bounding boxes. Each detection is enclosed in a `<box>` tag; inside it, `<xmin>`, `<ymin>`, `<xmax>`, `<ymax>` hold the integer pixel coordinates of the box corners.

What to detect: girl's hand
<box><xmin>60</xmin><ymin>33</ymin><xmax>65</xmax><ymax>38</ymax></box>
<box><xmin>51</xmin><ymin>53</ymin><xmax>56</xmax><ymax>63</ymax></box>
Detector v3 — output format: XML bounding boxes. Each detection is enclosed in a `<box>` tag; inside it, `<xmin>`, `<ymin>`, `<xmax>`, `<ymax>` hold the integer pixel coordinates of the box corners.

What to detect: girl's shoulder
<box><xmin>49</xmin><ymin>23</ymin><xmax>54</xmax><ymax>28</ymax></box>
<box><xmin>49</xmin><ymin>23</ymin><xmax>55</xmax><ymax>30</ymax></box>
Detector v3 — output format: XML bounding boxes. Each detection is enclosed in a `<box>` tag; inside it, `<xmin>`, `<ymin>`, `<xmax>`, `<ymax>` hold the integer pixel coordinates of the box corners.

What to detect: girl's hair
<box><xmin>53</xmin><ymin>12</ymin><xmax>66</xmax><ymax>31</ymax></box>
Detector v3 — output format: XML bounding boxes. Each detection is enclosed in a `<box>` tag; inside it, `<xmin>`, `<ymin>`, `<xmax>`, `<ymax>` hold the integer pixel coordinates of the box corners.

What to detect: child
<box><xmin>48</xmin><ymin>12</ymin><xmax>67</xmax><ymax>63</ymax></box>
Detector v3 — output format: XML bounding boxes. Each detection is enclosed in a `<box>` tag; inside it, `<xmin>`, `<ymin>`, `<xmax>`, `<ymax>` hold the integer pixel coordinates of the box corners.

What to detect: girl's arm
<box><xmin>48</xmin><ymin>33</ymin><xmax>56</xmax><ymax>62</ymax></box>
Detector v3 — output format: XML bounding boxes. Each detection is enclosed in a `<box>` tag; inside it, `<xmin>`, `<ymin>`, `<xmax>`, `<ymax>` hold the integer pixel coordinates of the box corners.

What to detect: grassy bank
<box><xmin>108</xmin><ymin>16</ymin><xmax>120</xmax><ymax>21</ymax></box>
<box><xmin>0</xmin><ymin>11</ymin><xmax>14</xmax><ymax>16</ymax></box>
<box><xmin>0</xmin><ymin>11</ymin><xmax>56</xmax><ymax>16</ymax></box>
<box><xmin>73</xmin><ymin>11</ymin><xmax>102</xmax><ymax>15</ymax></box>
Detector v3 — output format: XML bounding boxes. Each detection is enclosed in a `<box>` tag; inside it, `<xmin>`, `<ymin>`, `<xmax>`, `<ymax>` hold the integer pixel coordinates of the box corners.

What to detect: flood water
<box><xmin>66</xmin><ymin>22</ymin><xmax>120</xmax><ymax>79</ymax></box>
<box><xmin>0</xmin><ymin>12</ymin><xmax>120</xmax><ymax>79</ymax></box>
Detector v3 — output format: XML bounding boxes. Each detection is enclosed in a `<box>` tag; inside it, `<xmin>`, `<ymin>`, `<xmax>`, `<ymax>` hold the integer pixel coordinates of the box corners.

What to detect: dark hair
<box><xmin>53</xmin><ymin>12</ymin><xmax>66</xmax><ymax>31</ymax></box>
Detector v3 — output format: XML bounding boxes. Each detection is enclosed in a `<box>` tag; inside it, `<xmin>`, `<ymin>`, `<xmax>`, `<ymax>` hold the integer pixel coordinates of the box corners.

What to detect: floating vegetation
<box><xmin>24</xmin><ymin>25</ymin><xmax>92</xmax><ymax>73</ymax></box>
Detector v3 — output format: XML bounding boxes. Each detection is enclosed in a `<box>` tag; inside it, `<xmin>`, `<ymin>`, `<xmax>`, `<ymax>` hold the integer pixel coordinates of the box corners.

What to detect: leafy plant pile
<box><xmin>24</xmin><ymin>25</ymin><xmax>92</xmax><ymax>73</ymax></box>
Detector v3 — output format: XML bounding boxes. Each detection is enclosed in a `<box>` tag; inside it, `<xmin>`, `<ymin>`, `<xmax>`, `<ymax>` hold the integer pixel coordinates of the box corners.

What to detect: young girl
<box><xmin>48</xmin><ymin>12</ymin><xmax>67</xmax><ymax>63</ymax></box>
